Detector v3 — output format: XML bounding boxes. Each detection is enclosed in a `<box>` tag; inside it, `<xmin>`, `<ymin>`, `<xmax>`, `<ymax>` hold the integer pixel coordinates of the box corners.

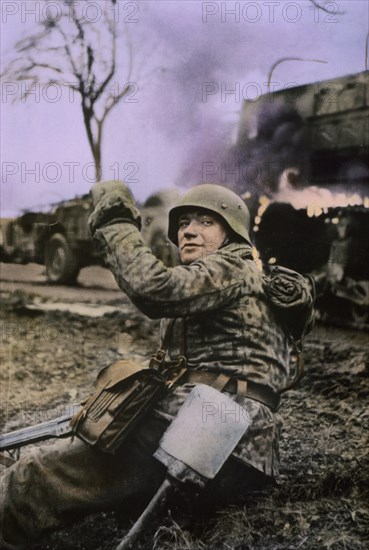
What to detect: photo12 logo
<box><xmin>202</xmin><ymin>400</ymin><xmax>251</xmax><ymax>424</ymax></box>
<box><xmin>1</xmin><ymin>81</ymin><xmax>139</xmax><ymax>105</ymax></box>
<box><xmin>201</xmin><ymin>81</ymin><xmax>300</xmax><ymax>103</ymax></box>
<box><xmin>2</xmin><ymin>161</ymin><xmax>140</xmax><ymax>184</ymax></box>
<box><xmin>1</xmin><ymin>1</ymin><xmax>140</xmax><ymax>24</ymax></box>
<box><xmin>201</xmin><ymin>1</ymin><xmax>341</xmax><ymax>23</ymax></box>
<box><xmin>202</xmin><ymin>161</ymin><xmax>282</xmax><ymax>184</ymax></box>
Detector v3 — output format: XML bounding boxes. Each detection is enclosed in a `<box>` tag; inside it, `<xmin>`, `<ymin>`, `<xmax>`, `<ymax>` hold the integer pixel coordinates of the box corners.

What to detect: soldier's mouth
<box><xmin>181</xmin><ymin>243</ymin><xmax>203</xmax><ymax>250</ymax></box>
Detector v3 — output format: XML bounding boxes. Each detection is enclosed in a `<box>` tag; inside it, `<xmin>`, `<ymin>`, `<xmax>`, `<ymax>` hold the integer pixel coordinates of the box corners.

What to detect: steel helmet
<box><xmin>168</xmin><ymin>184</ymin><xmax>251</xmax><ymax>245</ymax></box>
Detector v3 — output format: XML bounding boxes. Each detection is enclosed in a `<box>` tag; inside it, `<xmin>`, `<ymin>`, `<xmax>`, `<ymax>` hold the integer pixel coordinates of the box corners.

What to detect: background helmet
<box><xmin>168</xmin><ymin>183</ymin><xmax>251</xmax><ymax>245</ymax></box>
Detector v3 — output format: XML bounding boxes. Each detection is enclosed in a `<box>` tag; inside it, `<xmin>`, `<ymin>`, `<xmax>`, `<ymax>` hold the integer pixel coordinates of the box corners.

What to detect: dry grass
<box><xmin>1</xmin><ymin>302</ymin><xmax>367</xmax><ymax>550</ymax></box>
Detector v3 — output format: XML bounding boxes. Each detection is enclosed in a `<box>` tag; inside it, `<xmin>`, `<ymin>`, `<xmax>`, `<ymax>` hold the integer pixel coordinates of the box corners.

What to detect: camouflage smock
<box><xmin>94</xmin><ymin>222</ymin><xmax>290</xmax><ymax>477</ymax></box>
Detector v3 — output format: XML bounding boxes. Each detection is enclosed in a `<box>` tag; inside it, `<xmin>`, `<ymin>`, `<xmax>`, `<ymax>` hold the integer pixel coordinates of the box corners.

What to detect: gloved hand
<box><xmin>88</xmin><ymin>180</ymin><xmax>141</xmax><ymax>235</ymax></box>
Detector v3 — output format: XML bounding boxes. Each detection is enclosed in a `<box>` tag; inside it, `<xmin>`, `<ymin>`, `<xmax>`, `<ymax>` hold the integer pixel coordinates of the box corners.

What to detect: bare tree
<box><xmin>2</xmin><ymin>0</ymin><xmax>137</xmax><ymax>181</ymax></box>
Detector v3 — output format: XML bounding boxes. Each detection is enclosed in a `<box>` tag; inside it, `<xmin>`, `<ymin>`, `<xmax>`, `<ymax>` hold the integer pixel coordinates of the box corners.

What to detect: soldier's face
<box><xmin>177</xmin><ymin>209</ymin><xmax>228</xmax><ymax>265</ymax></box>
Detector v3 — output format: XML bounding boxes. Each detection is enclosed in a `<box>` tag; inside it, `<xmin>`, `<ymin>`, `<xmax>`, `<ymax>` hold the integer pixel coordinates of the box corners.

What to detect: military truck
<box><xmin>0</xmin><ymin>190</ymin><xmax>179</xmax><ymax>284</ymax></box>
<box><xmin>237</xmin><ymin>70</ymin><xmax>369</xmax><ymax>324</ymax></box>
<box><xmin>0</xmin><ymin>195</ymin><xmax>97</xmax><ymax>284</ymax></box>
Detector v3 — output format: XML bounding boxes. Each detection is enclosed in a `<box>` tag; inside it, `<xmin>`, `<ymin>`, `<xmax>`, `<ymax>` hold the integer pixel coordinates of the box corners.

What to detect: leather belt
<box><xmin>182</xmin><ymin>370</ymin><xmax>281</xmax><ymax>412</ymax></box>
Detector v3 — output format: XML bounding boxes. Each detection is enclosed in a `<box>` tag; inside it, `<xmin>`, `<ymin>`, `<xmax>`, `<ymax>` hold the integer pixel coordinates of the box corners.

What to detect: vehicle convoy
<box><xmin>0</xmin><ymin>190</ymin><xmax>179</xmax><ymax>284</ymax></box>
<box><xmin>237</xmin><ymin>70</ymin><xmax>369</xmax><ymax>324</ymax></box>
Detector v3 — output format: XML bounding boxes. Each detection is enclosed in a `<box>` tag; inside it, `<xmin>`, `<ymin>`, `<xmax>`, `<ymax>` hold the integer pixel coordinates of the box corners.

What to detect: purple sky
<box><xmin>1</xmin><ymin>0</ymin><xmax>368</xmax><ymax>216</ymax></box>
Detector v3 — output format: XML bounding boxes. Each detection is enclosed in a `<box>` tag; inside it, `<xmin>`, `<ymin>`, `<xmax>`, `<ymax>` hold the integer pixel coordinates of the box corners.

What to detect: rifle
<box><xmin>0</xmin><ymin>407</ymin><xmax>78</xmax><ymax>452</ymax></box>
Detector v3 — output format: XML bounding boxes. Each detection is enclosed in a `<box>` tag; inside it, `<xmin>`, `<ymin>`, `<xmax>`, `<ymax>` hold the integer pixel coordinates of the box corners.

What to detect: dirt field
<box><xmin>0</xmin><ymin>265</ymin><xmax>368</xmax><ymax>549</ymax></box>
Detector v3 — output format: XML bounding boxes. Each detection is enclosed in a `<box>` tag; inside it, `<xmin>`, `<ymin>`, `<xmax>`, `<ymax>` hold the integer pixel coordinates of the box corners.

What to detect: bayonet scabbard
<box><xmin>0</xmin><ymin>413</ymin><xmax>73</xmax><ymax>451</ymax></box>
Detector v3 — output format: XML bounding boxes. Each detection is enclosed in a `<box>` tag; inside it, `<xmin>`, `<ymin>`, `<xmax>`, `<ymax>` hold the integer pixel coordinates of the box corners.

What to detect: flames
<box><xmin>276</xmin><ymin>184</ymin><xmax>368</xmax><ymax>218</ymax></box>
<box><xmin>251</xmin><ymin>167</ymin><xmax>369</xmax><ymax>239</ymax></box>
<box><xmin>271</xmin><ymin>168</ymin><xmax>369</xmax><ymax>217</ymax></box>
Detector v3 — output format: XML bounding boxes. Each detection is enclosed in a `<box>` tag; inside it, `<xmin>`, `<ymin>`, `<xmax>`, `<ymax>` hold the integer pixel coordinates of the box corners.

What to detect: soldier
<box><xmin>0</xmin><ymin>182</ymin><xmax>314</xmax><ymax>548</ymax></box>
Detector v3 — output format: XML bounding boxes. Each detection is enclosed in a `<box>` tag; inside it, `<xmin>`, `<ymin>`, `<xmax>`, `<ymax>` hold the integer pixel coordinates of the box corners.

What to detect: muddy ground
<box><xmin>0</xmin><ymin>265</ymin><xmax>368</xmax><ymax>549</ymax></box>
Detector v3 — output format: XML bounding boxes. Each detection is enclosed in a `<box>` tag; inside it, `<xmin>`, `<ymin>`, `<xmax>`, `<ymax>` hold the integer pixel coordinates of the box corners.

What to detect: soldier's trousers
<box><xmin>0</xmin><ymin>414</ymin><xmax>269</xmax><ymax>549</ymax></box>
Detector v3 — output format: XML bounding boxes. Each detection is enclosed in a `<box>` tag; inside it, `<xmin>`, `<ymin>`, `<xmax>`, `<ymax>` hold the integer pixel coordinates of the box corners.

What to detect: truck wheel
<box><xmin>45</xmin><ymin>234</ymin><xmax>79</xmax><ymax>284</ymax></box>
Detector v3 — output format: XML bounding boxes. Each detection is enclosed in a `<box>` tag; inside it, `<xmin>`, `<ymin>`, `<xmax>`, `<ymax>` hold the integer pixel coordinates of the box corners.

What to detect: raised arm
<box><xmin>89</xmin><ymin>181</ymin><xmax>247</xmax><ymax>318</ymax></box>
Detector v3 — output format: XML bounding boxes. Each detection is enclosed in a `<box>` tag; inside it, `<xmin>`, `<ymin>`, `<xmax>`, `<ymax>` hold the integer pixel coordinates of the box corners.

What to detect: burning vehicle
<box><xmin>236</xmin><ymin>70</ymin><xmax>369</xmax><ymax>324</ymax></box>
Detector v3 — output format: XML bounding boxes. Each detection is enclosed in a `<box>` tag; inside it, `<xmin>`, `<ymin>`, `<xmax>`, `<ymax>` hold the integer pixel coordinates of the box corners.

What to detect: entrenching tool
<box><xmin>116</xmin><ymin>383</ymin><xmax>252</xmax><ymax>550</ymax></box>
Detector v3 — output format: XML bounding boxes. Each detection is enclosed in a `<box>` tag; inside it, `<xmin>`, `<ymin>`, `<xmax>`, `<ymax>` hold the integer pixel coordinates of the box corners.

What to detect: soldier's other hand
<box><xmin>89</xmin><ymin>180</ymin><xmax>141</xmax><ymax>235</ymax></box>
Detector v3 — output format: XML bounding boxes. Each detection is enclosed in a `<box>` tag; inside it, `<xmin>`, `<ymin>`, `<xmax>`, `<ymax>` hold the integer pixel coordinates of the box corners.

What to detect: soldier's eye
<box><xmin>179</xmin><ymin>220</ymin><xmax>189</xmax><ymax>228</ymax></box>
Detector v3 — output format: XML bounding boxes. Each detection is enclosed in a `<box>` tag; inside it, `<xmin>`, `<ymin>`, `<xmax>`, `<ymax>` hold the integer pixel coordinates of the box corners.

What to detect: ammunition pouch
<box><xmin>71</xmin><ymin>319</ymin><xmax>186</xmax><ymax>454</ymax></box>
<box><xmin>70</xmin><ymin>359</ymin><xmax>169</xmax><ymax>453</ymax></box>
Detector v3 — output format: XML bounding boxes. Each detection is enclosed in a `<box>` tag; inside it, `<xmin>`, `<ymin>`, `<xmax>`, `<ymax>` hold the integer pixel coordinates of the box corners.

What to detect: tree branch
<box><xmin>101</xmin><ymin>83</ymin><xmax>132</xmax><ymax>123</ymax></box>
<box><xmin>308</xmin><ymin>0</ymin><xmax>345</xmax><ymax>15</ymax></box>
